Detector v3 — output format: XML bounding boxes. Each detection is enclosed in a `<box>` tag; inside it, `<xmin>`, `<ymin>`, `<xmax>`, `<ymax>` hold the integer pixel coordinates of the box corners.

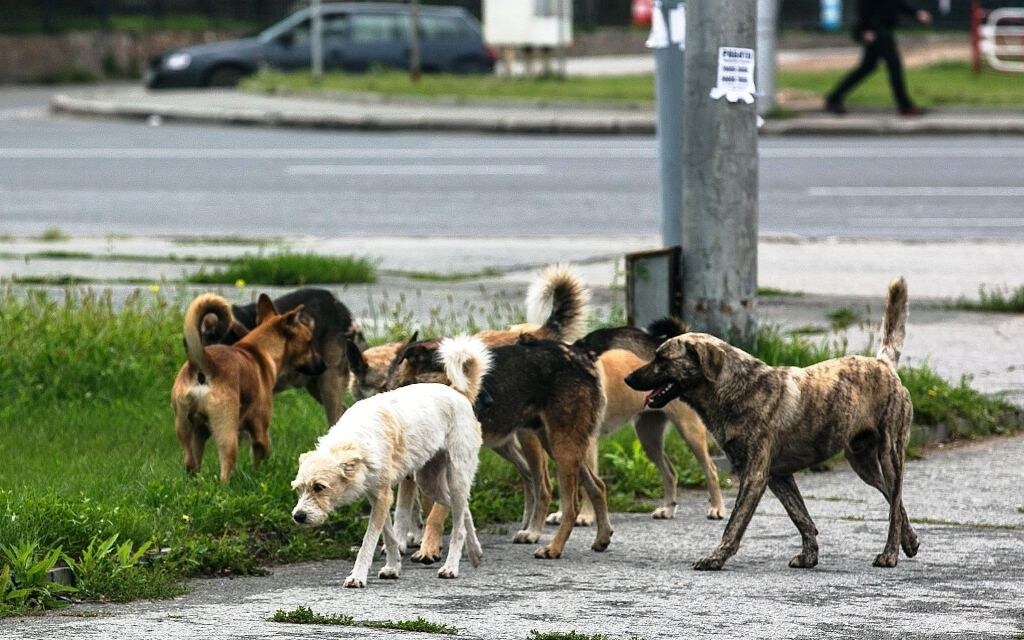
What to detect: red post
<box><xmin>970</xmin><ymin>0</ymin><xmax>982</xmax><ymax>74</ymax></box>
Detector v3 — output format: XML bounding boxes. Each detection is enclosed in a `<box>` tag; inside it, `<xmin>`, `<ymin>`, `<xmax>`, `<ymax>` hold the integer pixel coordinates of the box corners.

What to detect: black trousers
<box><xmin>827</xmin><ymin>29</ymin><xmax>913</xmax><ymax>109</ymax></box>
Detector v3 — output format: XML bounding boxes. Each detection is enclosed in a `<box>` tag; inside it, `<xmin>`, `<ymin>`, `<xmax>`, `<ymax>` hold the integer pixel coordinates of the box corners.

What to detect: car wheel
<box><xmin>205</xmin><ymin>66</ymin><xmax>246</xmax><ymax>87</ymax></box>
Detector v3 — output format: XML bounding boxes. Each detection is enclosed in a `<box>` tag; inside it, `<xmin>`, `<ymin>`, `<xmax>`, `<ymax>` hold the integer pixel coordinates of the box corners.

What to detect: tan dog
<box><xmin>172</xmin><ymin>293</ymin><xmax>324</xmax><ymax>483</ymax></box>
<box><xmin>626</xmin><ymin>278</ymin><xmax>917</xmax><ymax>570</ymax></box>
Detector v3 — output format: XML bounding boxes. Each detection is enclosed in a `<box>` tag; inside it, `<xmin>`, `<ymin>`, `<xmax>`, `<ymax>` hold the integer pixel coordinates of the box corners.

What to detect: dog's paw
<box><xmin>545</xmin><ymin>512</ymin><xmax>562</xmax><ymax>525</ymax></box>
<box><xmin>468</xmin><ymin>543</ymin><xmax>483</xmax><ymax>568</ymax></box>
<box><xmin>872</xmin><ymin>552</ymin><xmax>898</xmax><ymax>568</ymax></box>
<box><xmin>706</xmin><ymin>505</ymin><xmax>726</xmax><ymax>520</ymax></box>
<box><xmin>575</xmin><ymin>513</ymin><xmax>595</xmax><ymax>527</ymax></box>
<box><xmin>692</xmin><ymin>556</ymin><xmax>725</xmax><ymax>571</ymax></box>
<box><xmin>378</xmin><ymin>567</ymin><xmax>400</xmax><ymax>580</ymax></box>
<box><xmin>410</xmin><ymin>549</ymin><xmax>441</xmax><ymax>565</ymax></box>
<box><xmin>513</xmin><ymin>529</ymin><xmax>540</xmax><ymax>544</ymax></box>
<box><xmin>651</xmin><ymin>506</ymin><xmax>676</xmax><ymax>520</ymax></box>
<box><xmin>343</xmin><ymin>575</ymin><xmax>366</xmax><ymax>588</ymax></box>
<box><xmin>902</xmin><ymin>533</ymin><xmax>920</xmax><ymax>558</ymax></box>
<box><xmin>534</xmin><ymin>545</ymin><xmax>562</xmax><ymax>560</ymax></box>
<box><xmin>591</xmin><ymin>537</ymin><xmax>611</xmax><ymax>553</ymax></box>
<box><xmin>437</xmin><ymin>566</ymin><xmax>458</xmax><ymax>579</ymax></box>
<box><xmin>788</xmin><ymin>553</ymin><xmax>818</xmax><ymax>569</ymax></box>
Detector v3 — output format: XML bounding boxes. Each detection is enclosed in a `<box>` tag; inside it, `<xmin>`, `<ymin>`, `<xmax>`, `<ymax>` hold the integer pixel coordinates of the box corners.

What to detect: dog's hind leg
<box><xmin>463</xmin><ymin>509</ymin><xmax>483</xmax><ymax>568</ymax></box>
<box><xmin>310</xmin><ymin>370</ymin><xmax>345</xmax><ymax>426</ymax></box>
<box><xmin>346</xmin><ymin>484</ymin><xmax>393</xmax><ymax>588</ymax></box>
<box><xmin>412</xmin><ymin>456</ymin><xmax>450</xmax><ymax>565</ymax></box>
<box><xmin>634</xmin><ymin>411</ymin><xmax>677</xmax><ymax>519</ymax></box>
<box><xmin>577</xmin><ymin>457</ymin><xmax>613</xmax><ymax>552</ymax></box>
<box><xmin>846</xmin><ymin>435</ymin><xmax>918</xmax><ymax>558</ymax></box>
<box><xmin>664</xmin><ymin>403</ymin><xmax>726</xmax><ymax>520</ymax></box>
<box><xmin>767</xmin><ymin>474</ymin><xmax>819</xmax><ymax>568</ymax></box>
<box><xmin>438</xmin><ymin>463</ymin><xmax>470</xmax><ymax>579</ymax></box>
<box><xmin>210</xmin><ymin>414</ymin><xmax>239</xmax><ymax>484</ymax></box>
<box><xmin>874</xmin><ymin>400</ymin><xmax>917</xmax><ymax>567</ymax></box>
<box><xmin>249</xmin><ymin>420</ymin><xmax>271</xmax><ymax>467</ymax></box>
<box><xmin>546</xmin><ymin>437</ymin><xmax>597</xmax><ymax>527</ymax></box>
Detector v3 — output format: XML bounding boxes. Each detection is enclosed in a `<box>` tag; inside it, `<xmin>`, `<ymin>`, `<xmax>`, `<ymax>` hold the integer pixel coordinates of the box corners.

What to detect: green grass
<box><xmin>36</xmin><ymin>228</ymin><xmax>69</xmax><ymax>242</ymax></box>
<box><xmin>186</xmin><ymin>252</ymin><xmax>376</xmax><ymax>286</ymax></box>
<box><xmin>270</xmin><ymin>606</ymin><xmax>457</xmax><ymax>634</ymax></box>
<box><xmin>243</xmin><ymin>69</ymin><xmax>655</xmax><ymax>105</ymax></box>
<box><xmin>528</xmin><ymin>632</ymin><xmax>615</xmax><ymax>640</ymax></box>
<box><xmin>777</xmin><ymin>61</ymin><xmax>1024</xmax><ymax>109</ymax></box>
<box><xmin>242</xmin><ymin>62</ymin><xmax>1024</xmax><ymax>109</ymax></box>
<box><xmin>825</xmin><ymin>306</ymin><xmax>863</xmax><ymax>331</ymax></box>
<box><xmin>397</xmin><ymin>267</ymin><xmax>505</xmax><ymax>282</ymax></box>
<box><xmin>757</xmin><ymin>286</ymin><xmax>804</xmax><ymax>297</ymax></box>
<box><xmin>954</xmin><ymin>285</ymin><xmax>1024</xmax><ymax>313</ymax></box>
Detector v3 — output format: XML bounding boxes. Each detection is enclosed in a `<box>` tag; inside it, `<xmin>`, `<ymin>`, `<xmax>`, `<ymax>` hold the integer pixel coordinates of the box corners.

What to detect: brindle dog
<box><xmin>626</xmin><ymin>278</ymin><xmax>917</xmax><ymax>570</ymax></box>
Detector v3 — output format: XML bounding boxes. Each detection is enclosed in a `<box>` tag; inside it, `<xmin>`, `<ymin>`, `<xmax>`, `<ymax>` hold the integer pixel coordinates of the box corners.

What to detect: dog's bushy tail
<box><xmin>438</xmin><ymin>335</ymin><xmax>493</xmax><ymax>404</ymax></box>
<box><xmin>526</xmin><ymin>263</ymin><xmax>591</xmax><ymax>343</ymax></box>
<box><xmin>646</xmin><ymin>317</ymin><xmax>689</xmax><ymax>344</ymax></box>
<box><xmin>877</xmin><ymin>277</ymin><xmax>908</xmax><ymax>369</ymax></box>
<box><xmin>184</xmin><ymin>293</ymin><xmax>232</xmax><ymax>372</ymax></box>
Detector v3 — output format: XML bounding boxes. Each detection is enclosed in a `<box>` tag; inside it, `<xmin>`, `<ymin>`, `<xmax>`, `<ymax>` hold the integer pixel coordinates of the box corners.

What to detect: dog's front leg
<box><xmin>378</xmin><ymin>513</ymin><xmax>403</xmax><ymax>580</ymax></box>
<box><xmin>693</xmin><ymin>447</ymin><xmax>770</xmax><ymax>571</ymax></box>
<box><xmin>345</xmin><ymin>485</ymin><xmax>393</xmax><ymax>588</ymax></box>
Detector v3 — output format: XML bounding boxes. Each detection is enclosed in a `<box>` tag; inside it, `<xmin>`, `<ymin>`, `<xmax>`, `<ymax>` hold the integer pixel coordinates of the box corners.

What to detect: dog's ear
<box><xmin>298</xmin><ymin>451</ymin><xmax>311</xmax><ymax>466</ymax></box>
<box><xmin>330</xmin><ymin>444</ymin><xmax>363</xmax><ymax>478</ymax></box>
<box><xmin>280</xmin><ymin>305</ymin><xmax>313</xmax><ymax>335</ymax></box>
<box><xmin>256</xmin><ymin>294</ymin><xmax>278</xmax><ymax>325</ymax></box>
<box><xmin>404</xmin><ymin>331</ymin><xmax>419</xmax><ymax>347</ymax></box>
<box><xmin>687</xmin><ymin>340</ymin><xmax>725</xmax><ymax>382</ymax></box>
<box><xmin>346</xmin><ymin>340</ymin><xmax>367</xmax><ymax>376</ymax></box>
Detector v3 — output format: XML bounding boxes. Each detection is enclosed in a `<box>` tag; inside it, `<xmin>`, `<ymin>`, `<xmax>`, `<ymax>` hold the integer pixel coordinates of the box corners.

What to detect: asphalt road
<box><xmin>1</xmin><ymin>88</ymin><xmax>1023</xmax><ymax>241</ymax></box>
<box><xmin>5</xmin><ymin>434</ymin><xmax>1023</xmax><ymax>639</ymax></box>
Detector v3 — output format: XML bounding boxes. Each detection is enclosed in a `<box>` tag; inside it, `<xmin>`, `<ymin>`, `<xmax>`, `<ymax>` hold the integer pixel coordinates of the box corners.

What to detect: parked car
<box><xmin>145</xmin><ymin>2</ymin><xmax>496</xmax><ymax>88</ymax></box>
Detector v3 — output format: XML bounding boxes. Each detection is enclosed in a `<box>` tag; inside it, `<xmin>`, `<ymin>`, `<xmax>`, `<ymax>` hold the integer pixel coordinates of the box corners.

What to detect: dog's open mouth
<box><xmin>644</xmin><ymin>381</ymin><xmax>680</xmax><ymax>409</ymax></box>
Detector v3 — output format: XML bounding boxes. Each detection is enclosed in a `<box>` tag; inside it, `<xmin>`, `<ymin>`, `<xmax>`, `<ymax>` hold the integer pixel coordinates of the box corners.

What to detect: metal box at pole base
<box><xmin>625</xmin><ymin>247</ymin><xmax>682</xmax><ymax>329</ymax></box>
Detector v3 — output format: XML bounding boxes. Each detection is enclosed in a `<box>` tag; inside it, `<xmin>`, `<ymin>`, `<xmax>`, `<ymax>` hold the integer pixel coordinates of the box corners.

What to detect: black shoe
<box><xmin>824</xmin><ymin>99</ymin><xmax>848</xmax><ymax>115</ymax></box>
<box><xmin>899</xmin><ymin>105</ymin><xmax>926</xmax><ymax>117</ymax></box>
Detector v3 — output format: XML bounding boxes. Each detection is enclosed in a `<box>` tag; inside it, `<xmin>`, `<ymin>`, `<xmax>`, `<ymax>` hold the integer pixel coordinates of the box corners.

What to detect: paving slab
<box><xmin>4</xmin><ymin>435</ymin><xmax>1022</xmax><ymax>639</ymax></box>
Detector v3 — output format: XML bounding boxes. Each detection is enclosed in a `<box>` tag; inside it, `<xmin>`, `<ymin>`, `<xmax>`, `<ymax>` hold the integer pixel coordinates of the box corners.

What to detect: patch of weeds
<box><xmin>840</xmin><ymin>515</ymin><xmax>865</xmax><ymax>522</ymax></box>
<box><xmin>788</xmin><ymin>324</ymin><xmax>827</xmax><ymax>335</ymax></box>
<box><xmin>63</xmin><ymin>534</ymin><xmax>185</xmax><ymax>603</ymax></box>
<box><xmin>36</xmin><ymin>227</ymin><xmax>70</xmax><ymax>242</ymax></box>
<box><xmin>30</xmin><ymin>250</ymin><xmax>94</xmax><ymax>260</ymax></box>
<box><xmin>825</xmin><ymin>306</ymin><xmax>862</xmax><ymax>331</ymax></box>
<box><xmin>5</xmin><ymin>275</ymin><xmax>98</xmax><ymax>286</ymax></box>
<box><xmin>528</xmin><ymin>631</ymin><xmax>615</xmax><ymax>640</ymax></box>
<box><xmin>910</xmin><ymin>517</ymin><xmax>959</xmax><ymax>526</ymax></box>
<box><xmin>1</xmin><ymin>542</ymin><xmax>77</xmax><ymax>616</ymax></box>
<box><xmin>187</xmin><ymin>252</ymin><xmax>375</xmax><ymax>286</ymax></box>
<box><xmin>755</xmin><ymin>324</ymin><xmax>852</xmax><ymax>368</ymax></box>
<box><xmin>270</xmin><ymin>606</ymin><xmax>457</xmax><ymax>634</ymax></box>
<box><xmin>364</xmin><ymin>616</ymin><xmax>458</xmax><ymax>634</ymax></box>
<box><xmin>170</xmin><ymin>235</ymin><xmax>278</xmax><ymax>246</ymax></box>
<box><xmin>271</xmin><ymin>605</ymin><xmax>354</xmax><ymax>625</ymax></box>
<box><xmin>602</xmin><ymin>439</ymin><xmax>662</xmax><ymax>498</ymax></box>
<box><xmin>954</xmin><ymin>284</ymin><xmax>1024</xmax><ymax>313</ymax></box>
<box><xmin>397</xmin><ymin>267</ymin><xmax>504</xmax><ymax>282</ymax></box>
<box><xmin>758</xmin><ymin>286</ymin><xmax>804</xmax><ymax>297</ymax></box>
<box><xmin>58</xmin><ymin>609</ymin><xmax>110</xmax><ymax>618</ymax></box>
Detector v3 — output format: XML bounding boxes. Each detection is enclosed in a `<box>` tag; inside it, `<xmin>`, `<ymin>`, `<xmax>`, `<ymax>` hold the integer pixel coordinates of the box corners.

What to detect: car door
<box><xmin>262</xmin><ymin>18</ymin><xmax>313</xmax><ymax>71</ymax></box>
<box><xmin>418</xmin><ymin>14</ymin><xmax>471</xmax><ymax>72</ymax></box>
<box><xmin>338</xmin><ymin>12</ymin><xmax>410</xmax><ymax>72</ymax></box>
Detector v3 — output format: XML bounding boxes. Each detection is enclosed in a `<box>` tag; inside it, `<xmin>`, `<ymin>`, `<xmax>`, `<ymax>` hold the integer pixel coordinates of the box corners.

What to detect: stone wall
<box><xmin>0</xmin><ymin>30</ymin><xmax>241</xmax><ymax>83</ymax></box>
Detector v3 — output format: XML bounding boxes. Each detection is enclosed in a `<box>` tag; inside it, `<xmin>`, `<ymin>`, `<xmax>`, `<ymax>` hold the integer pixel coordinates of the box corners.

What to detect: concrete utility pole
<box><xmin>409</xmin><ymin>0</ymin><xmax>422</xmax><ymax>82</ymax></box>
<box><xmin>756</xmin><ymin>0</ymin><xmax>779</xmax><ymax>116</ymax></box>
<box><xmin>310</xmin><ymin>0</ymin><xmax>324</xmax><ymax>80</ymax></box>
<box><xmin>654</xmin><ymin>0</ymin><xmax>685</xmax><ymax>248</ymax></box>
<box><xmin>680</xmin><ymin>0</ymin><xmax>758</xmax><ymax>349</ymax></box>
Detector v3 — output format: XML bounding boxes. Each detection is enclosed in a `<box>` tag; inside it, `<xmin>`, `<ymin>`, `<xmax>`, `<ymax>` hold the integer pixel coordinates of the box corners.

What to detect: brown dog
<box><xmin>172</xmin><ymin>293</ymin><xmax>325</xmax><ymax>483</ymax></box>
<box><xmin>626</xmin><ymin>277</ymin><xmax>917</xmax><ymax>570</ymax></box>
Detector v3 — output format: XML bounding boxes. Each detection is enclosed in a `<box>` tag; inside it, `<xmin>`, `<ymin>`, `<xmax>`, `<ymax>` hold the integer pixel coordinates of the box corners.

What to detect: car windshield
<box><xmin>258</xmin><ymin>9</ymin><xmax>310</xmax><ymax>43</ymax></box>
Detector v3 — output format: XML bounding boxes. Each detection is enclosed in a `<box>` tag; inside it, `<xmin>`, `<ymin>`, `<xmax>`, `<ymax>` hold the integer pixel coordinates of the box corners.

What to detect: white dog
<box><xmin>291</xmin><ymin>335</ymin><xmax>491</xmax><ymax>587</ymax></box>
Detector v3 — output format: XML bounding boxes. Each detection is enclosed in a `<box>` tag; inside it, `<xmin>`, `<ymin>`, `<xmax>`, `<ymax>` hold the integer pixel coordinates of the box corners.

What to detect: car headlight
<box><xmin>164</xmin><ymin>53</ymin><xmax>192</xmax><ymax>71</ymax></box>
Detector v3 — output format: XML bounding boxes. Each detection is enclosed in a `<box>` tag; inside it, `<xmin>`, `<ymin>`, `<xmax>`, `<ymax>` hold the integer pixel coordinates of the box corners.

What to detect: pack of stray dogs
<box><xmin>171</xmin><ymin>263</ymin><xmax>917</xmax><ymax>587</ymax></box>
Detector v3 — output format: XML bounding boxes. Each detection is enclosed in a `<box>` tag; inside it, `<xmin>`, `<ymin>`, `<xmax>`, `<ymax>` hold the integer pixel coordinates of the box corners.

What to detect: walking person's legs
<box><xmin>875</xmin><ymin>29</ymin><xmax>922</xmax><ymax>114</ymax></box>
<box><xmin>825</xmin><ymin>39</ymin><xmax>882</xmax><ymax>113</ymax></box>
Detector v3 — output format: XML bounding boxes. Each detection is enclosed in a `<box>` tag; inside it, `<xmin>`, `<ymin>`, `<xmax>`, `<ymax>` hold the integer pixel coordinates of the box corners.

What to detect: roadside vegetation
<box><xmin>243</xmin><ymin>62</ymin><xmax>1024</xmax><ymax>110</ymax></box>
<box><xmin>186</xmin><ymin>252</ymin><xmax>376</xmax><ymax>286</ymax></box>
<box><xmin>954</xmin><ymin>284</ymin><xmax>1024</xmax><ymax>313</ymax></box>
<box><xmin>270</xmin><ymin>605</ymin><xmax>457</xmax><ymax>633</ymax></box>
<box><xmin>0</xmin><ymin>286</ymin><xmax>1019</xmax><ymax>617</ymax></box>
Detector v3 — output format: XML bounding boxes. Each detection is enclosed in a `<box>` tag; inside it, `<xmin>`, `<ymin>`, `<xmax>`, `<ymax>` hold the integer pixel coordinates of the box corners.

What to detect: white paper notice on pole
<box><xmin>709</xmin><ymin>47</ymin><xmax>756</xmax><ymax>104</ymax></box>
<box><xmin>645</xmin><ymin>1</ymin><xmax>669</xmax><ymax>49</ymax></box>
<box><xmin>669</xmin><ymin>6</ymin><xmax>685</xmax><ymax>49</ymax></box>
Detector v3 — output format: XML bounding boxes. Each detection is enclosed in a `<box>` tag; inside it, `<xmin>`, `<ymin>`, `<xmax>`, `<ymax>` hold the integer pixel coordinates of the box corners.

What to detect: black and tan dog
<box><xmin>545</xmin><ymin>319</ymin><xmax>725</xmax><ymax>526</ymax></box>
<box><xmin>199</xmin><ymin>288</ymin><xmax>363</xmax><ymax>425</ymax></box>
<box><xmin>626</xmin><ymin>277</ymin><xmax>917</xmax><ymax>570</ymax></box>
<box><xmin>172</xmin><ymin>293</ymin><xmax>325</xmax><ymax>483</ymax></box>
<box><xmin>388</xmin><ymin>334</ymin><xmax>610</xmax><ymax>561</ymax></box>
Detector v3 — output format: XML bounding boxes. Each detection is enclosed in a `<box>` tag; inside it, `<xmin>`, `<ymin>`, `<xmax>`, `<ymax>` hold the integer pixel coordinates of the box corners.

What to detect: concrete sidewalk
<box><xmin>50</xmin><ymin>86</ymin><xmax>1024</xmax><ymax>136</ymax></box>
<box><xmin>5</xmin><ymin>434</ymin><xmax>1023</xmax><ymax>639</ymax></box>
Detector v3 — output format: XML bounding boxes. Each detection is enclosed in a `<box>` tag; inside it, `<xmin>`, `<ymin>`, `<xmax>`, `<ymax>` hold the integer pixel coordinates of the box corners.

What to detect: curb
<box><xmin>50</xmin><ymin>93</ymin><xmax>1024</xmax><ymax>136</ymax></box>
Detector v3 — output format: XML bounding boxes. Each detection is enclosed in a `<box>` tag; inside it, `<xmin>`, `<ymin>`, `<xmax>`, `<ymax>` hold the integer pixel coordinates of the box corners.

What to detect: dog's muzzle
<box><xmin>292</xmin><ymin>510</ymin><xmax>308</xmax><ymax>524</ymax></box>
<box><xmin>296</xmin><ymin>354</ymin><xmax>327</xmax><ymax>377</ymax></box>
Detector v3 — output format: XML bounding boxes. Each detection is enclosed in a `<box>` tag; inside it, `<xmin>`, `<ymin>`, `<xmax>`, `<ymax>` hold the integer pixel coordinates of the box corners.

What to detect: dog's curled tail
<box><xmin>525</xmin><ymin>263</ymin><xmax>591</xmax><ymax>344</ymax></box>
<box><xmin>646</xmin><ymin>317</ymin><xmax>689</xmax><ymax>344</ymax></box>
<box><xmin>438</xmin><ymin>335</ymin><xmax>493</xmax><ymax>404</ymax></box>
<box><xmin>184</xmin><ymin>293</ymin><xmax>232</xmax><ymax>372</ymax></box>
<box><xmin>877</xmin><ymin>276</ymin><xmax>908</xmax><ymax>369</ymax></box>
